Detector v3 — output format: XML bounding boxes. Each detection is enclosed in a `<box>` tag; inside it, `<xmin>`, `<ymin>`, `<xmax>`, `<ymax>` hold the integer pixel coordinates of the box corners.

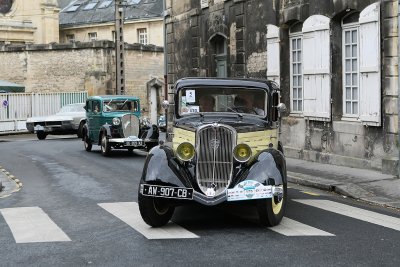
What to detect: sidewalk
<box><xmin>287</xmin><ymin>158</ymin><xmax>400</xmax><ymax>210</ymax></box>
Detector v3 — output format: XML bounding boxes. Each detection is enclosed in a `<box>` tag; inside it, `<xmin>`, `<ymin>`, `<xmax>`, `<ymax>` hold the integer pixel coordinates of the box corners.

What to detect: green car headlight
<box><xmin>176</xmin><ymin>142</ymin><xmax>195</xmax><ymax>161</ymax></box>
<box><xmin>233</xmin><ymin>143</ymin><xmax>252</xmax><ymax>162</ymax></box>
<box><xmin>112</xmin><ymin>117</ymin><xmax>121</xmax><ymax>126</ymax></box>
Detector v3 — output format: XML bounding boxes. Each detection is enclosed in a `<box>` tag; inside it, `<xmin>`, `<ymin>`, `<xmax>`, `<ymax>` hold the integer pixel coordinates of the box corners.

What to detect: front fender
<box><xmin>141</xmin><ymin>124</ymin><xmax>159</xmax><ymax>140</ymax></box>
<box><xmin>238</xmin><ymin>149</ymin><xmax>286</xmax><ymax>186</ymax></box>
<box><xmin>141</xmin><ymin>145</ymin><xmax>192</xmax><ymax>188</ymax></box>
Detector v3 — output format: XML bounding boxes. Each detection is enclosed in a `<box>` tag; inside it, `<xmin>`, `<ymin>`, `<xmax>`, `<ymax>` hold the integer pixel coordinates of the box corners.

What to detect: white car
<box><xmin>26</xmin><ymin>103</ymin><xmax>86</xmax><ymax>140</ymax></box>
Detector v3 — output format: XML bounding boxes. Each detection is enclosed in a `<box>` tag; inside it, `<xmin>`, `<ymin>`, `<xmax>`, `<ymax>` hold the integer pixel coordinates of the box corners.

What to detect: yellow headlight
<box><xmin>233</xmin><ymin>143</ymin><xmax>252</xmax><ymax>162</ymax></box>
<box><xmin>176</xmin><ymin>142</ymin><xmax>195</xmax><ymax>161</ymax></box>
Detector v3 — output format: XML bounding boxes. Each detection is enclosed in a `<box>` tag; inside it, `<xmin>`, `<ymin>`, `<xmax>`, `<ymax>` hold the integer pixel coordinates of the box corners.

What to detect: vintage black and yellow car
<box><xmin>138</xmin><ymin>78</ymin><xmax>287</xmax><ymax>227</ymax></box>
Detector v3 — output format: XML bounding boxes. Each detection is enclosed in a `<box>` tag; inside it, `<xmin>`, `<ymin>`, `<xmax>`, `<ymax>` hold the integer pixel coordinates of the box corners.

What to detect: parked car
<box><xmin>138</xmin><ymin>78</ymin><xmax>287</xmax><ymax>227</ymax></box>
<box><xmin>82</xmin><ymin>95</ymin><xmax>159</xmax><ymax>156</ymax></box>
<box><xmin>26</xmin><ymin>103</ymin><xmax>86</xmax><ymax>140</ymax></box>
<box><xmin>157</xmin><ymin>115</ymin><xmax>166</xmax><ymax>131</ymax></box>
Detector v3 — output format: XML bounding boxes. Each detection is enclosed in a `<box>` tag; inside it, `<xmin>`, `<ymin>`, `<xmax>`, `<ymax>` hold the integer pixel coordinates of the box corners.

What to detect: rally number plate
<box><xmin>124</xmin><ymin>140</ymin><xmax>143</xmax><ymax>146</ymax></box>
<box><xmin>141</xmin><ymin>184</ymin><xmax>193</xmax><ymax>200</ymax></box>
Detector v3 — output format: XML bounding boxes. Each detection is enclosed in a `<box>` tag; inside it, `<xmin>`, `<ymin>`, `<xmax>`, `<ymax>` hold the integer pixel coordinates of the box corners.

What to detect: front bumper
<box><xmin>108</xmin><ymin>136</ymin><xmax>145</xmax><ymax>147</ymax></box>
<box><xmin>140</xmin><ymin>183</ymin><xmax>284</xmax><ymax>206</ymax></box>
<box><xmin>33</xmin><ymin>124</ymin><xmax>76</xmax><ymax>133</ymax></box>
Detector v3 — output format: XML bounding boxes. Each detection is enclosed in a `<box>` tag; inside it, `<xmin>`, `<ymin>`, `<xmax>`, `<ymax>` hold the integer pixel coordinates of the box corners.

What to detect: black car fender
<box><xmin>141</xmin><ymin>145</ymin><xmax>192</xmax><ymax>188</ymax></box>
<box><xmin>236</xmin><ymin>149</ymin><xmax>287</xmax><ymax>186</ymax></box>
<box><xmin>140</xmin><ymin>124</ymin><xmax>159</xmax><ymax>140</ymax></box>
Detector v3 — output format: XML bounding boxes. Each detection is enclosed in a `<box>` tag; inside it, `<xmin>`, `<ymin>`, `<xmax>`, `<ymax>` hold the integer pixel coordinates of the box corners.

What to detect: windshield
<box><xmin>103</xmin><ymin>99</ymin><xmax>139</xmax><ymax>112</ymax></box>
<box><xmin>178</xmin><ymin>87</ymin><xmax>267</xmax><ymax>117</ymax></box>
<box><xmin>59</xmin><ymin>103</ymin><xmax>84</xmax><ymax>113</ymax></box>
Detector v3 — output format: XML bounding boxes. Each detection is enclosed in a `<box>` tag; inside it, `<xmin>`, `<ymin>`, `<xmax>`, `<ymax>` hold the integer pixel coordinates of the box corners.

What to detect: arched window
<box><xmin>289</xmin><ymin>22</ymin><xmax>303</xmax><ymax>113</ymax></box>
<box><xmin>341</xmin><ymin>3</ymin><xmax>381</xmax><ymax>126</ymax></box>
<box><xmin>342</xmin><ymin>12</ymin><xmax>360</xmax><ymax>116</ymax></box>
<box><xmin>210</xmin><ymin>34</ymin><xmax>227</xmax><ymax>78</ymax></box>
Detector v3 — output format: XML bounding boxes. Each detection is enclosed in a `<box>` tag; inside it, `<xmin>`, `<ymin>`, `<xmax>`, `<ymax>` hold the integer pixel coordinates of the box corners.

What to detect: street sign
<box><xmin>2</xmin><ymin>99</ymin><xmax>8</xmax><ymax>108</ymax></box>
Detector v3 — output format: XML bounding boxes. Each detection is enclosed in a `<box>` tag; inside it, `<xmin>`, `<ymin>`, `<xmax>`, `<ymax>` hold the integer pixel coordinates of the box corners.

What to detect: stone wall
<box><xmin>0</xmin><ymin>40</ymin><xmax>165</xmax><ymax>118</ymax></box>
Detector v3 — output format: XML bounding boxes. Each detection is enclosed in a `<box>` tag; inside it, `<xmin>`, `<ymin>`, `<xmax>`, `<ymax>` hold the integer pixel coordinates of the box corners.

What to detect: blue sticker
<box><xmin>2</xmin><ymin>100</ymin><xmax>8</xmax><ymax>108</ymax></box>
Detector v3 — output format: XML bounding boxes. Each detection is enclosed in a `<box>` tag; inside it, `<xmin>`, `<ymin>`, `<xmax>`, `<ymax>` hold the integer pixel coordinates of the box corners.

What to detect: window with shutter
<box><xmin>359</xmin><ymin>3</ymin><xmax>381</xmax><ymax>126</ymax></box>
<box><xmin>302</xmin><ymin>15</ymin><xmax>331</xmax><ymax>121</ymax></box>
<box><xmin>289</xmin><ymin>23</ymin><xmax>303</xmax><ymax>113</ymax></box>
<box><xmin>267</xmin><ymin>25</ymin><xmax>280</xmax><ymax>85</ymax></box>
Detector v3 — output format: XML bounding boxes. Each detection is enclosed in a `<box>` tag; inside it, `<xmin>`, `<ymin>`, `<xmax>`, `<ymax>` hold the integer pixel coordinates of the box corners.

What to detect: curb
<box><xmin>0</xmin><ymin>166</ymin><xmax>23</xmax><ymax>198</ymax></box>
<box><xmin>287</xmin><ymin>171</ymin><xmax>400</xmax><ymax>211</ymax></box>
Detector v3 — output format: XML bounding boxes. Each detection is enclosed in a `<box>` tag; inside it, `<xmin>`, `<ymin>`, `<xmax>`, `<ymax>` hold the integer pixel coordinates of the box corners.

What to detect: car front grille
<box><xmin>121</xmin><ymin>114</ymin><xmax>139</xmax><ymax>137</ymax></box>
<box><xmin>196</xmin><ymin>124</ymin><xmax>236</xmax><ymax>196</ymax></box>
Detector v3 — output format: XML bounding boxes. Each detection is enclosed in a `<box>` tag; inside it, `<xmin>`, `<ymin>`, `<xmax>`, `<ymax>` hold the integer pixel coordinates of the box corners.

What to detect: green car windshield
<box><xmin>178</xmin><ymin>87</ymin><xmax>267</xmax><ymax>117</ymax></box>
<box><xmin>103</xmin><ymin>99</ymin><xmax>139</xmax><ymax>112</ymax></box>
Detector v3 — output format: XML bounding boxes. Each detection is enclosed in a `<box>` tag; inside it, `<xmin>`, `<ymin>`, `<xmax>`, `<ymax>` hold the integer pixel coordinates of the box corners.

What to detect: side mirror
<box><xmin>277</xmin><ymin>103</ymin><xmax>287</xmax><ymax>113</ymax></box>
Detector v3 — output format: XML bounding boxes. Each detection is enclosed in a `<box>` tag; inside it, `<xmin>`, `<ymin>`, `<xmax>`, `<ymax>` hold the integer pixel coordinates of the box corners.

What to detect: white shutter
<box><xmin>267</xmin><ymin>25</ymin><xmax>280</xmax><ymax>85</ymax></box>
<box><xmin>302</xmin><ymin>15</ymin><xmax>331</xmax><ymax>121</ymax></box>
<box><xmin>359</xmin><ymin>3</ymin><xmax>381</xmax><ymax>126</ymax></box>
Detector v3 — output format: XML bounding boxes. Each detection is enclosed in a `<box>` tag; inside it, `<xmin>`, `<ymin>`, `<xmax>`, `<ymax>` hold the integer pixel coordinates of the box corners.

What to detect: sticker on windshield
<box><xmin>181</xmin><ymin>105</ymin><xmax>199</xmax><ymax>114</ymax></box>
<box><xmin>186</xmin><ymin>90</ymin><xmax>196</xmax><ymax>103</ymax></box>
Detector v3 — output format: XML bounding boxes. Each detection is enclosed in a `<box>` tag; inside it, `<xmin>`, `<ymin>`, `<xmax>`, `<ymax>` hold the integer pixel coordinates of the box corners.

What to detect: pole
<box><xmin>115</xmin><ymin>0</ymin><xmax>126</xmax><ymax>95</ymax></box>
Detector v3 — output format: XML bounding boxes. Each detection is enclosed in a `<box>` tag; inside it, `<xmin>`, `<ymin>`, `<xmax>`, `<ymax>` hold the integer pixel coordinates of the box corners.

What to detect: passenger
<box><xmin>233</xmin><ymin>93</ymin><xmax>255</xmax><ymax>114</ymax></box>
<box><xmin>199</xmin><ymin>95</ymin><xmax>215</xmax><ymax>112</ymax></box>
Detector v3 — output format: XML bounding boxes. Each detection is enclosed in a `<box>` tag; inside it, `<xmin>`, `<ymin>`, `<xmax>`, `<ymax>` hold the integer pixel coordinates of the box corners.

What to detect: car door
<box><xmin>88</xmin><ymin>100</ymin><xmax>102</xmax><ymax>141</ymax></box>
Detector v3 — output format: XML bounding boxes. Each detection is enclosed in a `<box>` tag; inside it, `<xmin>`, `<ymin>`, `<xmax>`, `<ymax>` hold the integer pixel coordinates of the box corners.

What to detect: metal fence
<box><xmin>0</xmin><ymin>92</ymin><xmax>88</xmax><ymax>132</ymax></box>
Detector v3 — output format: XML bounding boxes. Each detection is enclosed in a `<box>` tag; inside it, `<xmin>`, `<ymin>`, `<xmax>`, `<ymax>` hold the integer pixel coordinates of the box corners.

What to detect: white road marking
<box><xmin>294</xmin><ymin>199</ymin><xmax>400</xmax><ymax>231</ymax></box>
<box><xmin>271</xmin><ymin>217</ymin><xmax>335</xmax><ymax>236</ymax></box>
<box><xmin>0</xmin><ymin>207</ymin><xmax>71</xmax><ymax>243</ymax></box>
<box><xmin>98</xmin><ymin>202</ymin><xmax>199</xmax><ymax>239</ymax></box>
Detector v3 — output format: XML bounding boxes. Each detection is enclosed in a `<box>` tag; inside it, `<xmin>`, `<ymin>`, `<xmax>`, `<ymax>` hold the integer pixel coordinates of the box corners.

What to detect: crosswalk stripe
<box><xmin>0</xmin><ymin>207</ymin><xmax>71</xmax><ymax>243</ymax></box>
<box><xmin>271</xmin><ymin>217</ymin><xmax>335</xmax><ymax>236</ymax></box>
<box><xmin>98</xmin><ymin>202</ymin><xmax>199</xmax><ymax>239</ymax></box>
<box><xmin>294</xmin><ymin>199</ymin><xmax>400</xmax><ymax>232</ymax></box>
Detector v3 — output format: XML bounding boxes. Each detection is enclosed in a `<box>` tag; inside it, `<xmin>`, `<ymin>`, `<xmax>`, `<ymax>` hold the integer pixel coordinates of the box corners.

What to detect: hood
<box><xmin>175</xmin><ymin>114</ymin><xmax>269</xmax><ymax>132</ymax></box>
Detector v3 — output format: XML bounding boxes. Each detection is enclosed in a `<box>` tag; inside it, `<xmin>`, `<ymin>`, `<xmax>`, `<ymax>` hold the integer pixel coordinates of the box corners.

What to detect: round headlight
<box><xmin>176</xmin><ymin>142</ymin><xmax>195</xmax><ymax>161</ymax></box>
<box><xmin>112</xmin><ymin>117</ymin><xmax>121</xmax><ymax>126</ymax></box>
<box><xmin>233</xmin><ymin>143</ymin><xmax>252</xmax><ymax>162</ymax></box>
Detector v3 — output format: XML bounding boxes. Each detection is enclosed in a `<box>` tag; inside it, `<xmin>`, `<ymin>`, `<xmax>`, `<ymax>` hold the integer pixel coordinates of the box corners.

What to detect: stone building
<box><xmin>165</xmin><ymin>0</ymin><xmax>399</xmax><ymax>175</ymax></box>
<box><xmin>0</xmin><ymin>0</ymin><xmax>60</xmax><ymax>44</ymax></box>
<box><xmin>59</xmin><ymin>0</ymin><xmax>164</xmax><ymax>46</ymax></box>
<box><xmin>0</xmin><ymin>0</ymin><xmax>166</xmax><ymax>123</ymax></box>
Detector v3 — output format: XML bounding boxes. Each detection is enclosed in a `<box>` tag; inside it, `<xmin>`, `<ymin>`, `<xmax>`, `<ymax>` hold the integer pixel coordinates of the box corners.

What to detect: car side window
<box><xmin>93</xmin><ymin>101</ymin><xmax>100</xmax><ymax>113</ymax></box>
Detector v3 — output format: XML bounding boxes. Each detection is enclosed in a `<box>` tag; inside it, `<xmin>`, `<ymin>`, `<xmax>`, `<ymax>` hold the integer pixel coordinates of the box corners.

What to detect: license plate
<box><xmin>141</xmin><ymin>184</ymin><xmax>193</xmax><ymax>200</ymax></box>
<box><xmin>124</xmin><ymin>140</ymin><xmax>143</xmax><ymax>146</ymax></box>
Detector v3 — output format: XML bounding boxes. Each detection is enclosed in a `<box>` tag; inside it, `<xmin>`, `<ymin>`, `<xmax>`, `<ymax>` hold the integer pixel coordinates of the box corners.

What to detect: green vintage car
<box><xmin>82</xmin><ymin>95</ymin><xmax>159</xmax><ymax>156</ymax></box>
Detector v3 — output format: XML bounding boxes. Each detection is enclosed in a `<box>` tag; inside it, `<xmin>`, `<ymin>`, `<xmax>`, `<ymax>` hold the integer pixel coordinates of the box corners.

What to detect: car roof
<box><xmin>86</xmin><ymin>95</ymin><xmax>140</xmax><ymax>101</ymax></box>
<box><xmin>174</xmin><ymin>77</ymin><xmax>274</xmax><ymax>92</ymax></box>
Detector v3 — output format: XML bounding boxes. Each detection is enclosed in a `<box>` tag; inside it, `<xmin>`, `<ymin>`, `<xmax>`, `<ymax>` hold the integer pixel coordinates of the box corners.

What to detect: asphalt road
<box><xmin>0</xmin><ymin>134</ymin><xmax>399</xmax><ymax>267</ymax></box>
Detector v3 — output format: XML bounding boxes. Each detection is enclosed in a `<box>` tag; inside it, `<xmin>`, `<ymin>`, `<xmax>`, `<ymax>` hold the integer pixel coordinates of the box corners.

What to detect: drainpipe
<box><xmin>398</xmin><ymin>0</ymin><xmax>400</xmax><ymax>177</ymax></box>
<box><xmin>163</xmin><ymin>0</ymin><xmax>169</xmax><ymax>133</ymax></box>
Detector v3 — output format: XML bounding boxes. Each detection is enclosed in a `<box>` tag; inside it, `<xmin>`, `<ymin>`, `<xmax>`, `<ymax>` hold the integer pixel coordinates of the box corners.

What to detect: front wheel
<box><xmin>101</xmin><ymin>134</ymin><xmax>111</xmax><ymax>156</ymax></box>
<box><xmin>83</xmin><ymin>133</ymin><xmax>92</xmax><ymax>152</ymax></box>
<box><xmin>37</xmin><ymin>131</ymin><xmax>47</xmax><ymax>140</ymax></box>
<box><xmin>257</xmin><ymin>184</ymin><xmax>287</xmax><ymax>227</ymax></box>
<box><xmin>138</xmin><ymin>191</ymin><xmax>175</xmax><ymax>227</ymax></box>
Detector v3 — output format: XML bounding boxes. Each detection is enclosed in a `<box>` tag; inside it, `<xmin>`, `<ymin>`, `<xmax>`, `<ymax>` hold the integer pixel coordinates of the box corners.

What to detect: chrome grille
<box><xmin>196</xmin><ymin>124</ymin><xmax>236</xmax><ymax>196</ymax></box>
<box><xmin>121</xmin><ymin>114</ymin><xmax>139</xmax><ymax>137</ymax></box>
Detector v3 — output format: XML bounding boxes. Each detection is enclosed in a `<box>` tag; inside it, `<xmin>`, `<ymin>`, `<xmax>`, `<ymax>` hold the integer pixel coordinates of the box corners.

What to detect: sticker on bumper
<box><xmin>227</xmin><ymin>180</ymin><xmax>273</xmax><ymax>201</ymax></box>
